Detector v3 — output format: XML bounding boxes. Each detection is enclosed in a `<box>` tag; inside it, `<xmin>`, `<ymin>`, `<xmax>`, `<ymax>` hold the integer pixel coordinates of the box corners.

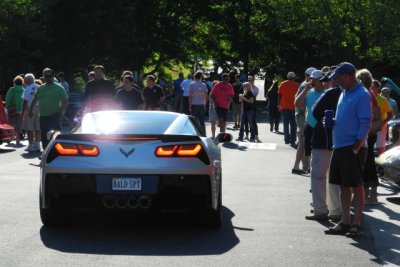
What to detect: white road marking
<box><xmin>237</xmin><ymin>142</ymin><xmax>277</xmax><ymax>150</ymax></box>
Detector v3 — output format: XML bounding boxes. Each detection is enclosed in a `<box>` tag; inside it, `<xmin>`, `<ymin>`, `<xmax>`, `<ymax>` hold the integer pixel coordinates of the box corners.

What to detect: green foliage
<box><xmin>1</xmin><ymin>0</ymin><xmax>400</xmax><ymax>92</ymax></box>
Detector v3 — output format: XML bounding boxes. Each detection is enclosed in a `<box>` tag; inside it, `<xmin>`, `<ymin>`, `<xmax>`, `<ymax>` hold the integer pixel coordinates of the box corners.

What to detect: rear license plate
<box><xmin>112</xmin><ymin>177</ymin><xmax>142</xmax><ymax>191</ymax></box>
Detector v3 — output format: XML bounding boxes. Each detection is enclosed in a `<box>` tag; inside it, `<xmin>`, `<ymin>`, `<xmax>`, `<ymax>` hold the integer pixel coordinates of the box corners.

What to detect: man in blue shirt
<box><xmin>180</xmin><ymin>73</ymin><xmax>193</xmax><ymax>115</ymax></box>
<box><xmin>173</xmin><ymin>72</ymin><xmax>184</xmax><ymax>112</ymax></box>
<box><xmin>324</xmin><ymin>62</ymin><xmax>372</xmax><ymax>238</ymax></box>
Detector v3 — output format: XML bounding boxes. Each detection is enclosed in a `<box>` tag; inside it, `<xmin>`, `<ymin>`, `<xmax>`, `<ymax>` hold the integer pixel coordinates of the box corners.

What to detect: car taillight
<box><xmin>155</xmin><ymin>144</ymin><xmax>202</xmax><ymax>157</ymax></box>
<box><xmin>155</xmin><ymin>145</ymin><xmax>177</xmax><ymax>156</ymax></box>
<box><xmin>54</xmin><ymin>142</ymin><xmax>99</xmax><ymax>156</ymax></box>
<box><xmin>54</xmin><ymin>143</ymin><xmax>79</xmax><ymax>155</ymax></box>
<box><xmin>176</xmin><ymin>144</ymin><xmax>202</xmax><ymax>156</ymax></box>
<box><xmin>77</xmin><ymin>144</ymin><xmax>99</xmax><ymax>156</ymax></box>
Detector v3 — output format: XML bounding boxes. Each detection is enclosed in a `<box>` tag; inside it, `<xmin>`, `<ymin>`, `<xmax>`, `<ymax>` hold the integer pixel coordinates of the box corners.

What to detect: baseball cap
<box><xmin>310</xmin><ymin>70</ymin><xmax>323</xmax><ymax>79</ymax></box>
<box><xmin>328</xmin><ymin>62</ymin><xmax>356</xmax><ymax>79</ymax></box>
<box><xmin>381</xmin><ymin>87</ymin><xmax>390</xmax><ymax>92</ymax></box>
<box><xmin>305</xmin><ymin>67</ymin><xmax>316</xmax><ymax>76</ymax></box>
<box><xmin>320</xmin><ymin>71</ymin><xmax>332</xmax><ymax>82</ymax></box>
<box><xmin>287</xmin><ymin>72</ymin><xmax>296</xmax><ymax>79</ymax></box>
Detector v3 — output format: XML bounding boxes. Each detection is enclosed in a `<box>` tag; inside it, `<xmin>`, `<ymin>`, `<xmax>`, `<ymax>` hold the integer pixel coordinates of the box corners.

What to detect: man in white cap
<box><xmin>292</xmin><ymin>67</ymin><xmax>316</xmax><ymax>174</ymax></box>
<box><xmin>278</xmin><ymin>71</ymin><xmax>299</xmax><ymax>146</ymax></box>
<box><xmin>295</xmin><ymin>70</ymin><xmax>329</xmax><ymax>220</ymax></box>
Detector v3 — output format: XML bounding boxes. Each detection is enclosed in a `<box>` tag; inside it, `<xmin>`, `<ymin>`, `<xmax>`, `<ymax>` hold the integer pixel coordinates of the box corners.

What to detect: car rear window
<box><xmin>77</xmin><ymin>111</ymin><xmax>180</xmax><ymax>135</ymax></box>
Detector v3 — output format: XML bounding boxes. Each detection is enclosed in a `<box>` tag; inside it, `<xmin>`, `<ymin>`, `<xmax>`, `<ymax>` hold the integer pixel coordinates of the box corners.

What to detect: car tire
<box><xmin>201</xmin><ymin>183</ymin><xmax>222</xmax><ymax>228</ymax></box>
<box><xmin>39</xmin><ymin>193</ymin><xmax>60</xmax><ymax>226</ymax></box>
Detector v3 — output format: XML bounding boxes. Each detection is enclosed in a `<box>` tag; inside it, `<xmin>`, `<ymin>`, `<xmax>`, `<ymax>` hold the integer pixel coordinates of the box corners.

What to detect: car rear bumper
<box><xmin>41</xmin><ymin>173</ymin><xmax>214</xmax><ymax>212</ymax></box>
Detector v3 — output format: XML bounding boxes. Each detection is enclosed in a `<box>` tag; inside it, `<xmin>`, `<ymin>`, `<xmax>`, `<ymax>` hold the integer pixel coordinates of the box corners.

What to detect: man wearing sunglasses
<box><xmin>29</xmin><ymin>68</ymin><xmax>68</xmax><ymax>150</ymax></box>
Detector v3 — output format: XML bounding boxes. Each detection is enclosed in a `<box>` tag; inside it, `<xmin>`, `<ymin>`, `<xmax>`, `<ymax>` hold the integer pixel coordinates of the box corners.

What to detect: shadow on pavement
<box><xmin>39</xmin><ymin>206</ymin><xmax>240</xmax><ymax>256</ymax></box>
<box><xmin>386</xmin><ymin>197</ymin><xmax>400</xmax><ymax>205</ymax></box>
<box><xmin>222</xmin><ymin>142</ymin><xmax>247</xmax><ymax>151</ymax></box>
<box><xmin>0</xmin><ymin>148</ymin><xmax>16</xmax><ymax>153</ymax></box>
<box><xmin>353</xmin><ymin>203</ymin><xmax>400</xmax><ymax>265</ymax></box>
<box><xmin>21</xmin><ymin>151</ymin><xmax>41</xmax><ymax>159</ymax></box>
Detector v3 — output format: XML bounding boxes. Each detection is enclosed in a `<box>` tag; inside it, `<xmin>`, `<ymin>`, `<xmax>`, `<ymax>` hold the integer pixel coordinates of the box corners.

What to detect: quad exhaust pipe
<box><xmin>102</xmin><ymin>195</ymin><xmax>152</xmax><ymax>210</ymax></box>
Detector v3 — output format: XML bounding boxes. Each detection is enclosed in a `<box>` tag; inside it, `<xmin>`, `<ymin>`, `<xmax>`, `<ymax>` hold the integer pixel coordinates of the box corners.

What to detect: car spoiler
<box><xmin>55</xmin><ymin>134</ymin><xmax>201</xmax><ymax>143</ymax></box>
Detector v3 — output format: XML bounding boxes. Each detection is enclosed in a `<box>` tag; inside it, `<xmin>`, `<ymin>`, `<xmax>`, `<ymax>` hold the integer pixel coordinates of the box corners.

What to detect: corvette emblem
<box><xmin>119</xmin><ymin>147</ymin><xmax>135</xmax><ymax>158</ymax></box>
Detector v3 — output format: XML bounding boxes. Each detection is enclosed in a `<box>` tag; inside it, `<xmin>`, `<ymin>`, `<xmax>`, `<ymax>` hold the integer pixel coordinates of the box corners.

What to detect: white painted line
<box><xmin>237</xmin><ymin>142</ymin><xmax>277</xmax><ymax>150</ymax></box>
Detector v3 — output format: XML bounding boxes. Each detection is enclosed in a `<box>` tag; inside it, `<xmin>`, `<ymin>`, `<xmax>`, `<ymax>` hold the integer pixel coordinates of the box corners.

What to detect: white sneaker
<box><xmin>27</xmin><ymin>143</ymin><xmax>36</xmax><ymax>152</ymax></box>
<box><xmin>35</xmin><ymin>142</ymin><xmax>41</xmax><ymax>152</ymax></box>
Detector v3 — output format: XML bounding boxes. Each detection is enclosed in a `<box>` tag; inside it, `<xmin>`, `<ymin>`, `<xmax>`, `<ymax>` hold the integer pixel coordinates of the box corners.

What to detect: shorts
<box><xmin>295</xmin><ymin>113</ymin><xmax>305</xmax><ymax>145</ymax></box>
<box><xmin>231</xmin><ymin>103</ymin><xmax>241</xmax><ymax>118</ymax></box>
<box><xmin>329</xmin><ymin>146</ymin><xmax>367</xmax><ymax>187</ymax></box>
<box><xmin>209</xmin><ymin>108</ymin><xmax>218</xmax><ymax>123</ymax></box>
<box><xmin>215</xmin><ymin>107</ymin><xmax>228</xmax><ymax>122</ymax></box>
<box><xmin>304</xmin><ymin>124</ymin><xmax>313</xmax><ymax>156</ymax></box>
<box><xmin>8</xmin><ymin>114</ymin><xmax>22</xmax><ymax>133</ymax></box>
<box><xmin>375</xmin><ymin>127</ymin><xmax>387</xmax><ymax>148</ymax></box>
<box><xmin>23</xmin><ymin>106</ymin><xmax>40</xmax><ymax>131</ymax></box>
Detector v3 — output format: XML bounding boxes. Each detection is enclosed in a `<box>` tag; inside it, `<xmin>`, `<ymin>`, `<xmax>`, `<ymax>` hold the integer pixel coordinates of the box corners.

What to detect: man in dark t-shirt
<box><xmin>232</xmin><ymin>74</ymin><xmax>243</xmax><ymax>128</ymax></box>
<box><xmin>237</xmin><ymin>82</ymin><xmax>256</xmax><ymax>141</ymax></box>
<box><xmin>84</xmin><ymin>65</ymin><xmax>116</xmax><ymax>112</ymax></box>
<box><xmin>142</xmin><ymin>75</ymin><xmax>165</xmax><ymax>110</ymax></box>
<box><xmin>115</xmin><ymin>75</ymin><xmax>143</xmax><ymax>110</ymax></box>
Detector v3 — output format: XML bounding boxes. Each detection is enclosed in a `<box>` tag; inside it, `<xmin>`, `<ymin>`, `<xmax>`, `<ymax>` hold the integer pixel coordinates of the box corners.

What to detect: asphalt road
<box><xmin>0</xmin><ymin>109</ymin><xmax>399</xmax><ymax>266</ymax></box>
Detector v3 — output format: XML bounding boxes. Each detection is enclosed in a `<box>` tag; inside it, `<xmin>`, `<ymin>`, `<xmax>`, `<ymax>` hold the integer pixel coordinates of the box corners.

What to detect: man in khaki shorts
<box><xmin>20</xmin><ymin>74</ymin><xmax>41</xmax><ymax>152</ymax></box>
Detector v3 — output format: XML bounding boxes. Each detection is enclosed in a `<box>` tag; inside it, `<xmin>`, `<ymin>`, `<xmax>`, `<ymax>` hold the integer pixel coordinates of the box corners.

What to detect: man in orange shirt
<box><xmin>278</xmin><ymin>72</ymin><xmax>299</xmax><ymax>145</ymax></box>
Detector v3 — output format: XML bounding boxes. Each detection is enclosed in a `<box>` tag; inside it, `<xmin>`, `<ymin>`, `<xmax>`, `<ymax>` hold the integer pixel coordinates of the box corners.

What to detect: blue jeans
<box><xmin>239</xmin><ymin>109</ymin><xmax>255</xmax><ymax>139</ymax></box>
<box><xmin>282</xmin><ymin>109</ymin><xmax>296</xmax><ymax>144</ymax></box>
<box><xmin>268</xmin><ymin>107</ymin><xmax>281</xmax><ymax>131</ymax></box>
<box><xmin>191</xmin><ymin>105</ymin><xmax>206</xmax><ymax>136</ymax></box>
<box><xmin>40</xmin><ymin>112</ymin><xmax>61</xmax><ymax>149</ymax></box>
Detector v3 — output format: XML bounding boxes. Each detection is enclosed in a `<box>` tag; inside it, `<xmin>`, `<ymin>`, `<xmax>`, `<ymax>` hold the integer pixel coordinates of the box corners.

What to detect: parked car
<box><xmin>388</xmin><ymin>118</ymin><xmax>400</xmax><ymax>143</ymax></box>
<box><xmin>376</xmin><ymin>146</ymin><xmax>400</xmax><ymax>186</ymax></box>
<box><xmin>0</xmin><ymin>97</ymin><xmax>16</xmax><ymax>145</ymax></box>
<box><xmin>39</xmin><ymin>111</ymin><xmax>232</xmax><ymax>227</ymax></box>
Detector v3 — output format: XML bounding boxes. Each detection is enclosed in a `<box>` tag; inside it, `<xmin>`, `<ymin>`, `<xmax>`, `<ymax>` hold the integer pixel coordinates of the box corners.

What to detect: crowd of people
<box><xmin>2</xmin><ymin>65</ymin><xmax>262</xmax><ymax>151</ymax></box>
<box><xmin>270</xmin><ymin>62</ymin><xmax>399</xmax><ymax>238</ymax></box>
<box><xmin>3</xmin><ymin>62</ymin><xmax>398</xmax><ymax>238</ymax></box>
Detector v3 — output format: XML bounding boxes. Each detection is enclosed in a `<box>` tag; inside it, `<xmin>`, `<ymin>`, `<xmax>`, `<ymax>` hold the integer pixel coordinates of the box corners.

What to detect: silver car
<box><xmin>39</xmin><ymin>111</ymin><xmax>232</xmax><ymax>227</ymax></box>
<box><xmin>375</xmin><ymin>146</ymin><xmax>400</xmax><ymax>187</ymax></box>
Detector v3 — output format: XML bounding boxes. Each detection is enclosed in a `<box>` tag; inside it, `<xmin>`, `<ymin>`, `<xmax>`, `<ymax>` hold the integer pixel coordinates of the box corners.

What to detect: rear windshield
<box><xmin>76</xmin><ymin>111</ymin><xmax>180</xmax><ymax>135</ymax></box>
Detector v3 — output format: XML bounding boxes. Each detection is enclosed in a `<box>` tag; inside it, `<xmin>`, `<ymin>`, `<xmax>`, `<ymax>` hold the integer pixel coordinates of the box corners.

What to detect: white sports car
<box><xmin>40</xmin><ymin>111</ymin><xmax>232</xmax><ymax>227</ymax></box>
<box><xmin>375</xmin><ymin>146</ymin><xmax>400</xmax><ymax>187</ymax></box>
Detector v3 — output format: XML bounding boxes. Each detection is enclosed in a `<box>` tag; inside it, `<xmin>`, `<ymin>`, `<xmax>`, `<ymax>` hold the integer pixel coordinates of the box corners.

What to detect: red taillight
<box><xmin>155</xmin><ymin>144</ymin><xmax>202</xmax><ymax>157</ymax></box>
<box><xmin>54</xmin><ymin>142</ymin><xmax>99</xmax><ymax>156</ymax></box>
<box><xmin>155</xmin><ymin>145</ymin><xmax>177</xmax><ymax>156</ymax></box>
<box><xmin>54</xmin><ymin>143</ymin><xmax>79</xmax><ymax>156</ymax></box>
<box><xmin>176</xmin><ymin>144</ymin><xmax>202</xmax><ymax>156</ymax></box>
<box><xmin>77</xmin><ymin>144</ymin><xmax>99</xmax><ymax>156</ymax></box>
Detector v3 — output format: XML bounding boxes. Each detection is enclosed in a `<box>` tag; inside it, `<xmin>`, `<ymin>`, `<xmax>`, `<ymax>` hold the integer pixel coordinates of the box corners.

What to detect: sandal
<box><xmin>324</xmin><ymin>222</ymin><xmax>350</xmax><ymax>235</ymax></box>
<box><xmin>346</xmin><ymin>224</ymin><xmax>362</xmax><ymax>238</ymax></box>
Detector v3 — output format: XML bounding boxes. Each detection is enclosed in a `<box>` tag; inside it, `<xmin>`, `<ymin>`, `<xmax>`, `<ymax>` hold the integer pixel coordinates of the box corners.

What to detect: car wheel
<box><xmin>201</xmin><ymin>183</ymin><xmax>222</xmax><ymax>228</ymax></box>
<box><xmin>39</xmin><ymin>193</ymin><xmax>60</xmax><ymax>226</ymax></box>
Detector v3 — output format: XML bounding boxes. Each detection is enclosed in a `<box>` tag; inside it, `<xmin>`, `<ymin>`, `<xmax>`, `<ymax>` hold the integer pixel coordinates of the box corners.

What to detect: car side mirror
<box><xmin>215</xmin><ymin>132</ymin><xmax>232</xmax><ymax>143</ymax></box>
<box><xmin>46</xmin><ymin>130</ymin><xmax>61</xmax><ymax>141</ymax></box>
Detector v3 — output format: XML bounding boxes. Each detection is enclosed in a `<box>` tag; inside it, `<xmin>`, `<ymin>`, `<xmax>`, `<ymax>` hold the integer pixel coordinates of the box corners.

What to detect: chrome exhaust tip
<box><xmin>103</xmin><ymin>196</ymin><xmax>116</xmax><ymax>209</ymax></box>
<box><xmin>116</xmin><ymin>197</ymin><xmax>128</xmax><ymax>209</ymax></box>
<box><xmin>128</xmin><ymin>196</ymin><xmax>138</xmax><ymax>209</ymax></box>
<box><xmin>138</xmin><ymin>195</ymin><xmax>152</xmax><ymax>209</ymax></box>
